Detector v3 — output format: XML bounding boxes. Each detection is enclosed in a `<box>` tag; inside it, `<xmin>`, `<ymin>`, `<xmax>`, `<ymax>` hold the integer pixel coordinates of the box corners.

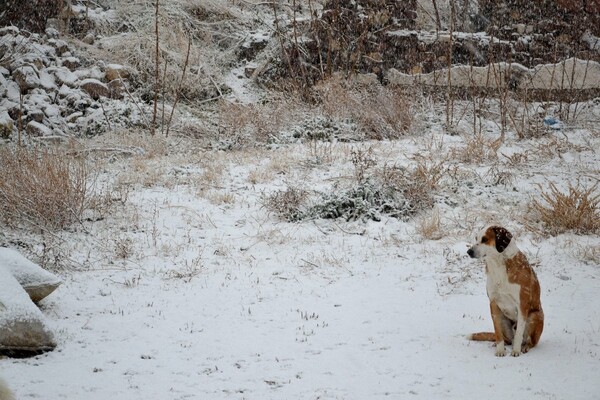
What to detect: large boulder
<box><xmin>0</xmin><ymin>264</ymin><xmax>56</xmax><ymax>357</ymax></box>
<box><xmin>0</xmin><ymin>248</ymin><xmax>62</xmax><ymax>303</ymax></box>
<box><xmin>79</xmin><ymin>78</ymin><xmax>110</xmax><ymax>100</ymax></box>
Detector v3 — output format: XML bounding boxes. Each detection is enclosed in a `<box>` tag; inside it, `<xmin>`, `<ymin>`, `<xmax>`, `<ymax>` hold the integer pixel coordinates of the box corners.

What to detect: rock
<box><xmin>0</xmin><ymin>26</ymin><xmax>19</xmax><ymax>36</ymax></box>
<box><xmin>80</xmin><ymin>78</ymin><xmax>110</xmax><ymax>99</ymax></box>
<box><xmin>83</xmin><ymin>33</ymin><xmax>95</xmax><ymax>45</ymax></box>
<box><xmin>38</xmin><ymin>69</ymin><xmax>57</xmax><ymax>91</ymax></box>
<box><xmin>29</xmin><ymin>110</ymin><xmax>45</xmax><ymax>123</ymax></box>
<box><xmin>238</xmin><ymin>32</ymin><xmax>270</xmax><ymax>61</ymax></box>
<box><xmin>0</xmin><ymin>248</ymin><xmax>62</xmax><ymax>303</ymax></box>
<box><xmin>12</xmin><ymin>65</ymin><xmax>41</xmax><ymax>93</ymax></box>
<box><xmin>62</xmin><ymin>57</ymin><xmax>81</xmax><ymax>71</ymax></box>
<box><xmin>45</xmin><ymin>27</ymin><xmax>60</xmax><ymax>39</ymax></box>
<box><xmin>0</xmin><ymin>264</ymin><xmax>56</xmax><ymax>357</ymax></box>
<box><xmin>49</xmin><ymin>39</ymin><xmax>70</xmax><ymax>56</ymax></box>
<box><xmin>107</xmin><ymin>78</ymin><xmax>125</xmax><ymax>99</ymax></box>
<box><xmin>52</xmin><ymin>66</ymin><xmax>79</xmax><ymax>87</ymax></box>
<box><xmin>0</xmin><ymin>111</ymin><xmax>14</xmax><ymax>139</ymax></box>
<box><xmin>45</xmin><ymin>18</ymin><xmax>61</xmax><ymax>32</ymax></box>
<box><xmin>26</xmin><ymin>121</ymin><xmax>52</xmax><ymax>137</ymax></box>
<box><xmin>66</xmin><ymin>111</ymin><xmax>83</xmax><ymax>122</ymax></box>
<box><xmin>105</xmin><ymin>64</ymin><xmax>130</xmax><ymax>81</ymax></box>
<box><xmin>10</xmin><ymin>54</ymin><xmax>46</xmax><ymax>71</ymax></box>
<box><xmin>75</xmin><ymin>66</ymin><xmax>104</xmax><ymax>81</ymax></box>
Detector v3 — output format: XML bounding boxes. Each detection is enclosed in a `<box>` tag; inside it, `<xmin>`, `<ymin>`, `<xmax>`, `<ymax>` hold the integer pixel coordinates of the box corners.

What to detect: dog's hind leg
<box><xmin>522</xmin><ymin>309</ymin><xmax>544</xmax><ymax>353</ymax></box>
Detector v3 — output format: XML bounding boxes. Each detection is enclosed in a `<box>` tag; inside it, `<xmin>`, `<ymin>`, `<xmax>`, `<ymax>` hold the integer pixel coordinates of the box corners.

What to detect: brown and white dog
<box><xmin>467</xmin><ymin>225</ymin><xmax>544</xmax><ymax>357</ymax></box>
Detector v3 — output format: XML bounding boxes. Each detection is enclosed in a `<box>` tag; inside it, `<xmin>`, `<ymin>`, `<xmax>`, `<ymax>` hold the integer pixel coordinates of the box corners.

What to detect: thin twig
<box><xmin>151</xmin><ymin>0</ymin><xmax>160</xmax><ymax>136</ymax></box>
<box><xmin>166</xmin><ymin>35</ymin><xmax>192</xmax><ymax>137</ymax></box>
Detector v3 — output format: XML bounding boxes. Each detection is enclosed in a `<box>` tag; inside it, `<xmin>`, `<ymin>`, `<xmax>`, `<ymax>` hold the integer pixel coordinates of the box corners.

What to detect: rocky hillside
<box><xmin>1</xmin><ymin>0</ymin><xmax>600</xmax><ymax>143</ymax></box>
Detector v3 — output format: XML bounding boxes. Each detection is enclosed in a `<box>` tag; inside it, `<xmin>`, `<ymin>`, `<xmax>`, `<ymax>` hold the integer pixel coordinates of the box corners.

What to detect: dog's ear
<box><xmin>492</xmin><ymin>226</ymin><xmax>512</xmax><ymax>253</ymax></box>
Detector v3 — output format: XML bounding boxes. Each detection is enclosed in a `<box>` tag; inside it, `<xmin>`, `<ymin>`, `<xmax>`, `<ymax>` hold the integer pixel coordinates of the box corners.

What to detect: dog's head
<box><xmin>467</xmin><ymin>225</ymin><xmax>513</xmax><ymax>259</ymax></box>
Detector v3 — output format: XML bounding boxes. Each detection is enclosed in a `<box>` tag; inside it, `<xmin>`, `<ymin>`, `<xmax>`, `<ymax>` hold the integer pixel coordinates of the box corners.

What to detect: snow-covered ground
<box><xmin>2</xmin><ymin>116</ymin><xmax>599</xmax><ymax>399</ymax></box>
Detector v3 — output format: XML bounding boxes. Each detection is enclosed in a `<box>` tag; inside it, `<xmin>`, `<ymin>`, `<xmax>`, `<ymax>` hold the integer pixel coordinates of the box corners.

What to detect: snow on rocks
<box><xmin>0</xmin><ymin>27</ymin><xmax>145</xmax><ymax>141</ymax></box>
<box><xmin>26</xmin><ymin>120</ymin><xmax>53</xmax><ymax>137</ymax></box>
<box><xmin>0</xmin><ymin>255</ymin><xmax>57</xmax><ymax>357</ymax></box>
<box><xmin>0</xmin><ymin>248</ymin><xmax>62</xmax><ymax>303</ymax></box>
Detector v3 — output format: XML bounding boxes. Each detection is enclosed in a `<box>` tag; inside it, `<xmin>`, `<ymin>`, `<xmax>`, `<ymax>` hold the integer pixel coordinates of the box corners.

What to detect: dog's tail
<box><xmin>467</xmin><ymin>332</ymin><xmax>496</xmax><ymax>342</ymax></box>
<box><xmin>0</xmin><ymin>377</ymin><xmax>15</xmax><ymax>400</ymax></box>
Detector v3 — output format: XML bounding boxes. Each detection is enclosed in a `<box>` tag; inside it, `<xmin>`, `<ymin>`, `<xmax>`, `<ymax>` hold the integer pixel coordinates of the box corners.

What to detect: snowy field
<box><xmin>2</xmin><ymin>118</ymin><xmax>599</xmax><ymax>399</ymax></box>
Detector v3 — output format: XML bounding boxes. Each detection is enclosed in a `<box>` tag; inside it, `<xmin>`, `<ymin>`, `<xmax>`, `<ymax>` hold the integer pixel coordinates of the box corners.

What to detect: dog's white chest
<box><xmin>486</xmin><ymin>260</ymin><xmax>520</xmax><ymax>321</ymax></box>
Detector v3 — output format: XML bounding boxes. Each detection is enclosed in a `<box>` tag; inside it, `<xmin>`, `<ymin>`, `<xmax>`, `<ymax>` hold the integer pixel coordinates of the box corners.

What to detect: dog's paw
<box><xmin>495</xmin><ymin>347</ymin><xmax>506</xmax><ymax>357</ymax></box>
<box><xmin>511</xmin><ymin>349</ymin><xmax>521</xmax><ymax>357</ymax></box>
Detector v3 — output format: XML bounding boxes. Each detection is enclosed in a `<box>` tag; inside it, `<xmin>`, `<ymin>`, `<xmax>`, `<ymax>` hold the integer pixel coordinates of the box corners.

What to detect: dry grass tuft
<box><xmin>527</xmin><ymin>182</ymin><xmax>600</xmax><ymax>236</ymax></box>
<box><xmin>218</xmin><ymin>97</ymin><xmax>307</xmax><ymax>148</ymax></box>
<box><xmin>0</xmin><ymin>146</ymin><xmax>96</xmax><ymax>231</ymax></box>
<box><xmin>451</xmin><ymin>133</ymin><xmax>501</xmax><ymax>164</ymax></box>
<box><xmin>381</xmin><ymin>157</ymin><xmax>445</xmax><ymax>211</ymax></box>
<box><xmin>416</xmin><ymin>206</ymin><xmax>444</xmax><ymax>240</ymax></box>
<box><xmin>263</xmin><ymin>185</ymin><xmax>310</xmax><ymax>222</ymax></box>
<box><xmin>314</xmin><ymin>75</ymin><xmax>413</xmax><ymax>140</ymax></box>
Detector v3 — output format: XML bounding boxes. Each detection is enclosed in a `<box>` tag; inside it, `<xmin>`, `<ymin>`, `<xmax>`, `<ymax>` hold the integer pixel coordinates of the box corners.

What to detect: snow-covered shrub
<box><xmin>306</xmin><ymin>180</ymin><xmax>416</xmax><ymax>222</ymax></box>
<box><xmin>266</xmin><ymin>152</ymin><xmax>443</xmax><ymax>223</ymax></box>
<box><xmin>284</xmin><ymin>115</ymin><xmax>361</xmax><ymax>144</ymax></box>
<box><xmin>0</xmin><ymin>146</ymin><xmax>95</xmax><ymax>231</ymax></box>
<box><xmin>527</xmin><ymin>183</ymin><xmax>600</xmax><ymax>236</ymax></box>
<box><xmin>290</xmin><ymin>117</ymin><xmax>342</xmax><ymax>141</ymax></box>
<box><xmin>315</xmin><ymin>158</ymin><xmax>446</xmax><ymax>222</ymax></box>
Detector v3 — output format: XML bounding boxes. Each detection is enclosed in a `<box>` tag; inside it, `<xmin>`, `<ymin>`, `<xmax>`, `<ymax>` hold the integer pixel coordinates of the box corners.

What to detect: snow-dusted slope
<box><xmin>2</xmin><ymin>124</ymin><xmax>599</xmax><ymax>399</ymax></box>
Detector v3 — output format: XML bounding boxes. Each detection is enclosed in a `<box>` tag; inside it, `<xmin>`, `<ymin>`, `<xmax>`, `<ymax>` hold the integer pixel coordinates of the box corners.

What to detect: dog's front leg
<box><xmin>511</xmin><ymin>311</ymin><xmax>527</xmax><ymax>357</ymax></box>
<box><xmin>490</xmin><ymin>301</ymin><xmax>506</xmax><ymax>357</ymax></box>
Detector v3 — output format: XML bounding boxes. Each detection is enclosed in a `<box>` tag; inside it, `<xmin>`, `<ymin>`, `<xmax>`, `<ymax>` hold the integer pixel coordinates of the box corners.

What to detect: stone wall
<box><xmin>0</xmin><ymin>0</ymin><xmax>66</xmax><ymax>33</ymax></box>
<box><xmin>306</xmin><ymin>0</ymin><xmax>418</xmax><ymax>78</ymax></box>
<box><xmin>479</xmin><ymin>0</ymin><xmax>600</xmax><ymax>36</ymax></box>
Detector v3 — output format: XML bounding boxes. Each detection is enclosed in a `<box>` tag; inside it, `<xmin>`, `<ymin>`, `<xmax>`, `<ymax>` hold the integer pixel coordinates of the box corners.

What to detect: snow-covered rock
<box><xmin>0</xmin><ymin>111</ymin><xmax>13</xmax><ymax>139</ymax></box>
<box><xmin>80</xmin><ymin>78</ymin><xmax>110</xmax><ymax>100</ymax></box>
<box><xmin>105</xmin><ymin>64</ymin><xmax>130</xmax><ymax>81</ymax></box>
<box><xmin>0</xmin><ymin>248</ymin><xmax>62</xmax><ymax>303</ymax></box>
<box><xmin>0</xmin><ymin>264</ymin><xmax>56</xmax><ymax>357</ymax></box>
<box><xmin>61</xmin><ymin>57</ymin><xmax>81</xmax><ymax>71</ymax></box>
<box><xmin>12</xmin><ymin>65</ymin><xmax>41</xmax><ymax>92</ymax></box>
<box><xmin>26</xmin><ymin>121</ymin><xmax>52</xmax><ymax>137</ymax></box>
<box><xmin>52</xmin><ymin>66</ymin><xmax>79</xmax><ymax>88</ymax></box>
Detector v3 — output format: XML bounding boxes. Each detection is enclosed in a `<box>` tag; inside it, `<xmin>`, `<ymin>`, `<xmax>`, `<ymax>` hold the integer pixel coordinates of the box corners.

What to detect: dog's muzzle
<box><xmin>467</xmin><ymin>248</ymin><xmax>475</xmax><ymax>258</ymax></box>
